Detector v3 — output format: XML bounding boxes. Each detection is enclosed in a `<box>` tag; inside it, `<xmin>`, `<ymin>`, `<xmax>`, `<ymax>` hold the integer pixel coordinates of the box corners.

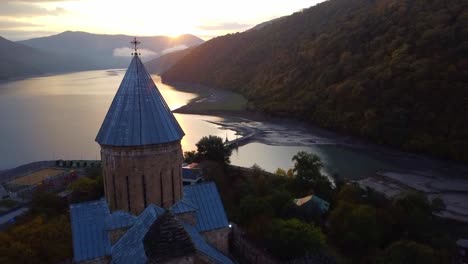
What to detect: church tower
<box><xmin>95</xmin><ymin>38</ymin><xmax>185</xmax><ymax>214</ymax></box>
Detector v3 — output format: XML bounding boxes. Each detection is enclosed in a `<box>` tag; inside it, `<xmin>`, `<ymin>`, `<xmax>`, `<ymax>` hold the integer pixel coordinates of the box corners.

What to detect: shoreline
<box><xmin>168</xmin><ymin>81</ymin><xmax>468</xmax><ymax>223</ymax></box>
<box><xmin>168</xmin><ymin>83</ymin><xmax>468</xmax><ymax>179</ymax></box>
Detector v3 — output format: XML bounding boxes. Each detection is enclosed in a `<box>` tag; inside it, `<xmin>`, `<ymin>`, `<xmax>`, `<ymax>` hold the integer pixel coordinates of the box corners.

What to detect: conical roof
<box><xmin>143</xmin><ymin>210</ymin><xmax>196</xmax><ymax>263</ymax></box>
<box><xmin>96</xmin><ymin>55</ymin><xmax>184</xmax><ymax>146</ymax></box>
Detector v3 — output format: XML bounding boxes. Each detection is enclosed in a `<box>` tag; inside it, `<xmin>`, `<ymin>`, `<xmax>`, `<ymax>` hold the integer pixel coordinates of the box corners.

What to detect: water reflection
<box><xmin>0</xmin><ymin>70</ymin><xmax>236</xmax><ymax>169</ymax></box>
<box><xmin>231</xmin><ymin>143</ymin><xmax>396</xmax><ymax>178</ymax></box>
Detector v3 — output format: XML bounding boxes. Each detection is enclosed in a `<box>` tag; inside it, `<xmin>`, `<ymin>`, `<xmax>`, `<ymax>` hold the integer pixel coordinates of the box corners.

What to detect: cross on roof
<box><xmin>131</xmin><ymin>37</ymin><xmax>141</xmax><ymax>55</ymax></box>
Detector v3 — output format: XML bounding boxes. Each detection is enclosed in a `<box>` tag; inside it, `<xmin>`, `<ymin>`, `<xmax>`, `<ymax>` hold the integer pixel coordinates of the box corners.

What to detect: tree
<box><xmin>389</xmin><ymin>192</ymin><xmax>434</xmax><ymax>242</ymax></box>
<box><xmin>0</xmin><ymin>215</ymin><xmax>72</xmax><ymax>264</ymax></box>
<box><xmin>291</xmin><ymin>151</ymin><xmax>333</xmax><ymax>199</ymax></box>
<box><xmin>196</xmin><ymin>135</ymin><xmax>232</xmax><ymax>165</ymax></box>
<box><xmin>30</xmin><ymin>191</ymin><xmax>67</xmax><ymax>217</ymax></box>
<box><xmin>328</xmin><ymin>202</ymin><xmax>380</xmax><ymax>259</ymax></box>
<box><xmin>292</xmin><ymin>151</ymin><xmax>323</xmax><ymax>182</ymax></box>
<box><xmin>238</xmin><ymin>195</ymin><xmax>274</xmax><ymax>225</ymax></box>
<box><xmin>379</xmin><ymin>240</ymin><xmax>436</xmax><ymax>264</ymax></box>
<box><xmin>69</xmin><ymin>176</ymin><xmax>103</xmax><ymax>203</ymax></box>
<box><xmin>263</xmin><ymin>218</ymin><xmax>325</xmax><ymax>260</ymax></box>
<box><xmin>183</xmin><ymin>150</ymin><xmax>198</xmax><ymax>163</ymax></box>
<box><xmin>275</xmin><ymin>168</ymin><xmax>294</xmax><ymax>178</ymax></box>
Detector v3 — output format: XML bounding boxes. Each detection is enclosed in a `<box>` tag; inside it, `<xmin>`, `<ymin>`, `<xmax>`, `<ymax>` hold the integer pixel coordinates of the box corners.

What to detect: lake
<box><xmin>0</xmin><ymin>70</ymin><xmax>236</xmax><ymax>170</ymax></box>
<box><xmin>0</xmin><ymin>70</ymin><xmax>466</xmax><ymax>180</ymax></box>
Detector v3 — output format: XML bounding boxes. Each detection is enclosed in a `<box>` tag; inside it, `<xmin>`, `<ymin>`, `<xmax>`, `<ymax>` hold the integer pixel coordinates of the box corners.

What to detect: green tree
<box><xmin>0</xmin><ymin>215</ymin><xmax>72</xmax><ymax>264</ymax></box>
<box><xmin>292</xmin><ymin>151</ymin><xmax>323</xmax><ymax>182</ymax></box>
<box><xmin>275</xmin><ymin>168</ymin><xmax>294</xmax><ymax>178</ymax></box>
<box><xmin>196</xmin><ymin>135</ymin><xmax>232</xmax><ymax>165</ymax></box>
<box><xmin>292</xmin><ymin>151</ymin><xmax>333</xmax><ymax>199</ymax></box>
<box><xmin>328</xmin><ymin>202</ymin><xmax>380</xmax><ymax>259</ymax></box>
<box><xmin>390</xmin><ymin>192</ymin><xmax>434</xmax><ymax>242</ymax></box>
<box><xmin>69</xmin><ymin>176</ymin><xmax>103</xmax><ymax>203</ymax></box>
<box><xmin>183</xmin><ymin>150</ymin><xmax>198</xmax><ymax>163</ymax></box>
<box><xmin>263</xmin><ymin>218</ymin><xmax>325</xmax><ymax>260</ymax></box>
<box><xmin>30</xmin><ymin>191</ymin><xmax>67</xmax><ymax>217</ymax></box>
<box><xmin>238</xmin><ymin>195</ymin><xmax>274</xmax><ymax>225</ymax></box>
<box><xmin>379</xmin><ymin>240</ymin><xmax>436</xmax><ymax>264</ymax></box>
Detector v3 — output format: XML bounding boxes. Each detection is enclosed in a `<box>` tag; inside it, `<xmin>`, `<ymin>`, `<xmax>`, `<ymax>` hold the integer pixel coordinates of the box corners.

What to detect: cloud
<box><xmin>161</xmin><ymin>45</ymin><xmax>188</xmax><ymax>55</ymax></box>
<box><xmin>0</xmin><ymin>2</ymin><xmax>67</xmax><ymax>17</ymax></box>
<box><xmin>0</xmin><ymin>19</ymin><xmax>42</xmax><ymax>29</ymax></box>
<box><xmin>113</xmin><ymin>47</ymin><xmax>158</xmax><ymax>57</ymax></box>
<box><xmin>197</xmin><ymin>22</ymin><xmax>253</xmax><ymax>31</ymax></box>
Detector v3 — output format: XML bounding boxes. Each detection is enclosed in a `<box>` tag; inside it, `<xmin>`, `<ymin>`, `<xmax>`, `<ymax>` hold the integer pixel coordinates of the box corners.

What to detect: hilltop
<box><xmin>162</xmin><ymin>0</ymin><xmax>468</xmax><ymax>162</ymax></box>
<box><xmin>19</xmin><ymin>31</ymin><xmax>204</xmax><ymax>69</ymax></box>
<box><xmin>0</xmin><ymin>36</ymin><xmax>94</xmax><ymax>80</ymax></box>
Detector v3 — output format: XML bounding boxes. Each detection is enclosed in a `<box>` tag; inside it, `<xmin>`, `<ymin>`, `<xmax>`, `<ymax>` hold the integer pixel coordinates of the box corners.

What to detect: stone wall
<box><xmin>100</xmin><ymin>141</ymin><xmax>183</xmax><ymax>215</ymax></box>
<box><xmin>108</xmin><ymin>227</ymin><xmax>128</xmax><ymax>245</ymax></box>
<box><xmin>201</xmin><ymin>227</ymin><xmax>230</xmax><ymax>255</ymax></box>
<box><xmin>176</xmin><ymin>212</ymin><xmax>197</xmax><ymax>226</ymax></box>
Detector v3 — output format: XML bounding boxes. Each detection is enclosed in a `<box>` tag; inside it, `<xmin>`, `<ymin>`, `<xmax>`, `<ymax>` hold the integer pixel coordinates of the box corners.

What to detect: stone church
<box><xmin>70</xmin><ymin>39</ymin><xmax>233</xmax><ymax>264</ymax></box>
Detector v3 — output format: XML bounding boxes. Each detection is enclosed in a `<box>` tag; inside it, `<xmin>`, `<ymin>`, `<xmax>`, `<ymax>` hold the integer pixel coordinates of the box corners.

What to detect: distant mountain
<box><xmin>19</xmin><ymin>31</ymin><xmax>204</xmax><ymax>69</ymax></box>
<box><xmin>0</xmin><ymin>36</ymin><xmax>94</xmax><ymax>80</ymax></box>
<box><xmin>163</xmin><ymin>0</ymin><xmax>468</xmax><ymax>161</ymax></box>
<box><xmin>145</xmin><ymin>46</ymin><xmax>196</xmax><ymax>74</ymax></box>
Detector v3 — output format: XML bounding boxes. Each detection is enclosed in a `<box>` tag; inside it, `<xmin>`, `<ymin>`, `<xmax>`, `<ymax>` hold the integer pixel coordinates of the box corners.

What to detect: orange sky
<box><xmin>0</xmin><ymin>0</ymin><xmax>323</xmax><ymax>40</ymax></box>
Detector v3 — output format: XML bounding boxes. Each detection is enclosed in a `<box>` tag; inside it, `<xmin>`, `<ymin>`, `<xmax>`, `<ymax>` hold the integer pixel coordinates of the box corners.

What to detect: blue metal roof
<box><xmin>111</xmin><ymin>204</ymin><xmax>165</xmax><ymax>264</ymax></box>
<box><xmin>70</xmin><ymin>199</ymin><xmax>111</xmax><ymax>262</ymax></box>
<box><xmin>182</xmin><ymin>182</ymin><xmax>229</xmax><ymax>232</ymax></box>
<box><xmin>184</xmin><ymin>223</ymin><xmax>233</xmax><ymax>264</ymax></box>
<box><xmin>171</xmin><ymin>200</ymin><xmax>197</xmax><ymax>214</ymax></box>
<box><xmin>105</xmin><ymin>210</ymin><xmax>137</xmax><ymax>230</ymax></box>
<box><xmin>311</xmin><ymin>195</ymin><xmax>330</xmax><ymax>213</ymax></box>
<box><xmin>70</xmin><ymin>183</ymin><xmax>230</xmax><ymax>262</ymax></box>
<box><xmin>96</xmin><ymin>55</ymin><xmax>185</xmax><ymax>146</ymax></box>
<box><xmin>182</xmin><ymin>168</ymin><xmax>203</xmax><ymax>181</ymax></box>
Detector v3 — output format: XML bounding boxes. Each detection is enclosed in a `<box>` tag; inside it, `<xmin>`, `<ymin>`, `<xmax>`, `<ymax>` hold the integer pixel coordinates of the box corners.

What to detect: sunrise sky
<box><xmin>0</xmin><ymin>0</ymin><xmax>322</xmax><ymax>41</ymax></box>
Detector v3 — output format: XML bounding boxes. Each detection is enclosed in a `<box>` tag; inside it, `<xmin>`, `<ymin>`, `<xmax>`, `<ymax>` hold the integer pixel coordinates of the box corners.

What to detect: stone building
<box><xmin>70</xmin><ymin>39</ymin><xmax>232</xmax><ymax>264</ymax></box>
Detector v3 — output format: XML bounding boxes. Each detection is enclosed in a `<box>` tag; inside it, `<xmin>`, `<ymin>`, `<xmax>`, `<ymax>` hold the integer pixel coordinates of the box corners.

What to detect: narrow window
<box><xmin>142</xmin><ymin>174</ymin><xmax>147</xmax><ymax>208</ymax></box>
<box><xmin>160</xmin><ymin>172</ymin><xmax>164</xmax><ymax>206</ymax></box>
<box><xmin>112</xmin><ymin>174</ymin><xmax>117</xmax><ymax>209</ymax></box>
<box><xmin>171</xmin><ymin>169</ymin><xmax>175</xmax><ymax>202</ymax></box>
<box><xmin>126</xmin><ymin>176</ymin><xmax>131</xmax><ymax>212</ymax></box>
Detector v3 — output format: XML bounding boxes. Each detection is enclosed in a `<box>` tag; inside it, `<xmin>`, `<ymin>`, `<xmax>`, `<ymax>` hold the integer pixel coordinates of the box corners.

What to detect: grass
<box><xmin>10</xmin><ymin>169</ymin><xmax>66</xmax><ymax>186</ymax></box>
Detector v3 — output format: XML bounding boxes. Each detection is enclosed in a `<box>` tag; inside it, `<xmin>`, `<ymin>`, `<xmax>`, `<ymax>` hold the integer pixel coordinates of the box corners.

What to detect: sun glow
<box><xmin>2</xmin><ymin>0</ymin><xmax>321</xmax><ymax>40</ymax></box>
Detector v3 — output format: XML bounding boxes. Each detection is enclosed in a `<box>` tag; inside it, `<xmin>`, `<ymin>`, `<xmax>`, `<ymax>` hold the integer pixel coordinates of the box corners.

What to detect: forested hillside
<box><xmin>163</xmin><ymin>0</ymin><xmax>468</xmax><ymax>161</ymax></box>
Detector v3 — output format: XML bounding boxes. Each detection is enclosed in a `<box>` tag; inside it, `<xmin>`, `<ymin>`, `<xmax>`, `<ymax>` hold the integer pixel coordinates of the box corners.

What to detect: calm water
<box><xmin>0</xmin><ymin>70</ymin><xmax>466</xmax><ymax>180</ymax></box>
<box><xmin>230</xmin><ymin>143</ymin><xmax>394</xmax><ymax>178</ymax></box>
<box><xmin>0</xmin><ymin>70</ymin><xmax>236</xmax><ymax>170</ymax></box>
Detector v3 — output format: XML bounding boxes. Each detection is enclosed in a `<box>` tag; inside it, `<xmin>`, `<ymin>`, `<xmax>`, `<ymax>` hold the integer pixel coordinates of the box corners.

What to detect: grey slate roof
<box><xmin>95</xmin><ymin>55</ymin><xmax>184</xmax><ymax>146</ymax></box>
<box><xmin>70</xmin><ymin>182</ymin><xmax>231</xmax><ymax>263</ymax></box>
